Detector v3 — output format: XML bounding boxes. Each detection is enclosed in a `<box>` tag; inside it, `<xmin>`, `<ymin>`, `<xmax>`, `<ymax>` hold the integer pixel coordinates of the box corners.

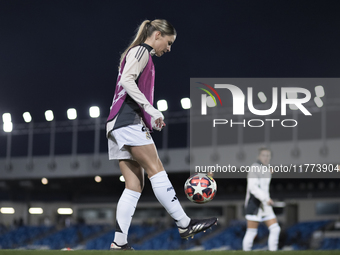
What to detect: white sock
<box><xmin>242</xmin><ymin>228</ymin><xmax>258</xmax><ymax>251</ymax></box>
<box><xmin>114</xmin><ymin>188</ymin><xmax>141</xmax><ymax>245</ymax></box>
<box><xmin>150</xmin><ymin>171</ymin><xmax>190</xmax><ymax>228</ymax></box>
<box><xmin>268</xmin><ymin>223</ymin><xmax>281</xmax><ymax>251</ymax></box>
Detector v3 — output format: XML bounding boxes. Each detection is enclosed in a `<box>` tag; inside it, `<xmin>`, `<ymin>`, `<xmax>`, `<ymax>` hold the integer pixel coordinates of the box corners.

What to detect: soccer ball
<box><xmin>184</xmin><ymin>173</ymin><xmax>217</xmax><ymax>204</ymax></box>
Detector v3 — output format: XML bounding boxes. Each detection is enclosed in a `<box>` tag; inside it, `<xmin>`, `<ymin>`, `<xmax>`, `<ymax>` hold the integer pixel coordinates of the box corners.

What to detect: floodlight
<box><xmin>157</xmin><ymin>100</ymin><xmax>168</xmax><ymax>111</ymax></box>
<box><xmin>2</xmin><ymin>113</ymin><xmax>11</xmax><ymax>123</ymax></box>
<box><xmin>258</xmin><ymin>92</ymin><xmax>267</xmax><ymax>103</ymax></box>
<box><xmin>57</xmin><ymin>208</ymin><xmax>73</xmax><ymax>215</ymax></box>
<box><xmin>41</xmin><ymin>178</ymin><xmax>48</xmax><ymax>185</ymax></box>
<box><xmin>3</xmin><ymin>122</ymin><xmax>13</xmax><ymax>132</ymax></box>
<box><xmin>206</xmin><ymin>96</ymin><xmax>216</xmax><ymax>107</ymax></box>
<box><xmin>0</xmin><ymin>207</ymin><xmax>15</xmax><ymax>214</ymax></box>
<box><xmin>287</xmin><ymin>92</ymin><xmax>297</xmax><ymax>99</ymax></box>
<box><xmin>29</xmin><ymin>207</ymin><xmax>43</xmax><ymax>214</ymax></box>
<box><xmin>314</xmin><ymin>97</ymin><xmax>323</xmax><ymax>108</ymax></box>
<box><xmin>45</xmin><ymin>110</ymin><xmax>54</xmax><ymax>121</ymax></box>
<box><xmin>289</xmin><ymin>104</ymin><xmax>298</xmax><ymax>110</ymax></box>
<box><xmin>287</xmin><ymin>91</ymin><xmax>298</xmax><ymax>110</ymax></box>
<box><xmin>67</xmin><ymin>108</ymin><xmax>77</xmax><ymax>120</ymax></box>
<box><xmin>23</xmin><ymin>112</ymin><xmax>32</xmax><ymax>123</ymax></box>
<box><xmin>89</xmin><ymin>106</ymin><xmax>100</xmax><ymax>118</ymax></box>
<box><xmin>94</xmin><ymin>176</ymin><xmax>102</xmax><ymax>183</ymax></box>
<box><xmin>315</xmin><ymin>85</ymin><xmax>325</xmax><ymax>98</ymax></box>
<box><xmin>119</xmin><ymin>175</ymin><xmax>125</xmax><ymax>182</ymax></box>
<box><xmin>181</xmin><ymin>98</ymin><xmax>191</xmax><ymax>109</ymax></box>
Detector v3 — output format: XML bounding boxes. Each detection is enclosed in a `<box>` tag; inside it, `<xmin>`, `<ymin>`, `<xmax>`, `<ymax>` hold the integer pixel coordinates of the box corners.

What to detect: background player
<box><xmin>242</xmin><ymin>147</ymin><xmax>281</xmax><ymax>251</ymax></box>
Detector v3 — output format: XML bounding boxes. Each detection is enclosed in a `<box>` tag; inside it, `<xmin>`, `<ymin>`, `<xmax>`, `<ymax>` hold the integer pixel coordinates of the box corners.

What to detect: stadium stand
<box><xmin>86</xmin><ymin>224</ymin><xmax>157</xmax><ymax>250</ymax></box>
<box><xmin>284</xmin><ymin>220</ymin><xmax>333</xmax><ymax>250</ymax></box>
<box><xmin>32</xmin><ymin>224</ymin><xmax>104</xmax><ymax>250</ymax></box>
<box><xmin>0</xmin><ymin>225</ymin><xmax>54</xmax><ymax>249</ymax></box>
<box><xmin>319</xmin><ymin>238</ymin><xmax>340</xmax><ymax>250</ymax></box>
<box><xmin>0</xmin><ymin>220</ymin><xmax>339</xmax><ymax>250</ymax></box>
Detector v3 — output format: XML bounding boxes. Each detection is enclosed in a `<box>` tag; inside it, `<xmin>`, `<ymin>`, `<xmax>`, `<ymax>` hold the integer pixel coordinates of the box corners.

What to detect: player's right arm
<box><xmin>247</xmin><ymin>171</ymin><xmax>271</xmax><ymax>205</ymax></box>
<box><xmin>119</xmin><ymin>46</ymin><xmax>164</xmax><ymax>130</ymax></box>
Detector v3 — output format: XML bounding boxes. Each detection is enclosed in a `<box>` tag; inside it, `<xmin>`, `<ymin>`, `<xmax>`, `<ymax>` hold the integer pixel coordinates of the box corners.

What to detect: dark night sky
<box><xmin>1</xmin><ymin>0</ymin><xmax>340</xmax><ymax>124</ymax></box>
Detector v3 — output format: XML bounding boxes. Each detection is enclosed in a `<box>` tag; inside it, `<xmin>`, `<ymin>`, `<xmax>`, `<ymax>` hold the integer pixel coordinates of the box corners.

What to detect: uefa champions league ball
<box><xmin>184</xmin><ymin>173</ymin><xmax>217</xmax><ymax>204</ymax></box>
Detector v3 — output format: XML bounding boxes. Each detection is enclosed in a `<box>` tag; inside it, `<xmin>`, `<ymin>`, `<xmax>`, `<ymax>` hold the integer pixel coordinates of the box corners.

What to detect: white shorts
<box><xmin>245</xmin><ymin>204</ymin><xmax>276</xmax><ymax>222</ymax></box>
<box><xmin>108</xmin><ymin>124</ymin><xmax>154</xmax><ymax>160</ymax></box>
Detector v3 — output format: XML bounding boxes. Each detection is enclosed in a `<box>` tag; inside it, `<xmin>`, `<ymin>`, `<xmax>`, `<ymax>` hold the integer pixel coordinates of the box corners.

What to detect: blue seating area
<box><xmin>0</xmin><ymin>225</ymin><xmax>54</xmax><ymax>249</ymax></box>
<box><xmin>85</xmin><ymin>229</ymin><xmax>114</xmax><ymax>250</ymax></box>
<box><xmin>130</xmin><ymin>220</ymin><xmax>337</xmax><ymax>251</ymax></box>
<box><xmin>128</xmin><ymin>224</ymin><xmax>158</xmax><ymax>243</ymax></box>
<box><xmin>320</xmin><ymin>238</ymin><xmax>340</xmax><ymax>250</ymax></box>
<box><xmin>86</xmin><ymin>224</ymin><xmax>207</xmax><ymax>250</ymax></box>
<box><xmin>134</xmin><ymin>228</ymin><xmax>176</xmax><ymax>250</ymax></box>
<box><xmin>257</xmin><ymin>223</ymin><xmax>269</xmax><ymax>240</ymax></box>
<box><xmin>202</xmin><ymin>220</ymin><xmax>333</xmax><ymax>251</ymax></box>
<box><xmin>0</xmin><ymin>224</ymin><xmax>8</xmax><ymax>236</ymax></box>
<box><xmin>78</xmin><ymin>224</ymin><xmax>105</xmax><ymax>240</ymax></box>
<box><xmin>284</xmin><ymin>220</ymin><xmax>332</xmax><ymax>249</ymax></box>
<box><xmin>133</xmin><ymin>226</ymin><xmax>206</xmax><ymax>250</ymax></box>
<box><xmin>203</xmin><ymin>221</ymin><xmax>246</xmax><ymax>250</ymax></box>
<box><xmin>86</xmin><ymin>224</ymin><xmax>157</xmax><ymax>250</ymax></box>
<box><xmin>134</xmin><ymin>227</ymin><xmax>181</xmax><ymax>250</ymax></box>
<box><xmin>33</xmin><ymin>224</ymin><xmax>104</xmax><ymax>250</ymax></box>
<box><xmin>0</xmin><ymin>221</ymin><xmax>339</xmax><ymax>250</ymax></box>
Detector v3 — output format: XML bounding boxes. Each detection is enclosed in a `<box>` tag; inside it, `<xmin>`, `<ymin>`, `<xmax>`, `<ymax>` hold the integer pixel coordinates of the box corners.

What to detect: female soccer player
<box><xmin>106</xmin><ymin>19</ymin><xmax>217</xmax><ymax>250</ymax></box>
<box><xmin>242</xmin><ymin>148</ymin><xmax>281</xmax><ymax>251</ymax></box>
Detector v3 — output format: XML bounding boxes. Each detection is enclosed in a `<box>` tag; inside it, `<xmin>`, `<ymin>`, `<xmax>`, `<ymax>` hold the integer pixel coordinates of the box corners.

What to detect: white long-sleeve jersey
<box><xmin>245</xmin><ymin>161</ymin><xmax>272</xmax><ymax>214</ymax></box>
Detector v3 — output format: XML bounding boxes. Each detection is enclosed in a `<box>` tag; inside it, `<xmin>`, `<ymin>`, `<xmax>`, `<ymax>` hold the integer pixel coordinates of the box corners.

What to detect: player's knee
<box><xmin>245</xmin><ymin>228</ymin><xmax>258</xmax><ymax>236</ymax></box>
<box><xmin>147</xmin><ymin>169</ymin><xmax>161</xmax><ymax>178</ymax></box>
<box><xmin>125</xmin><ymin>182</ymin><xmax>143</xmax><ymax>193</ymax></box>
<box><xmin>146</xmin><ymin>161</ymin><xmax>165</xmax><ymax>178</ymax></box>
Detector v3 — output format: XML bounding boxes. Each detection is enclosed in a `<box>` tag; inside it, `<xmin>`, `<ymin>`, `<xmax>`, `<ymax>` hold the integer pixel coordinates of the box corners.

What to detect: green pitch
<box><xmin>0</xmin><ymin>251</ymin><xmax>339</xmax><ymax>255</ymax></box>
